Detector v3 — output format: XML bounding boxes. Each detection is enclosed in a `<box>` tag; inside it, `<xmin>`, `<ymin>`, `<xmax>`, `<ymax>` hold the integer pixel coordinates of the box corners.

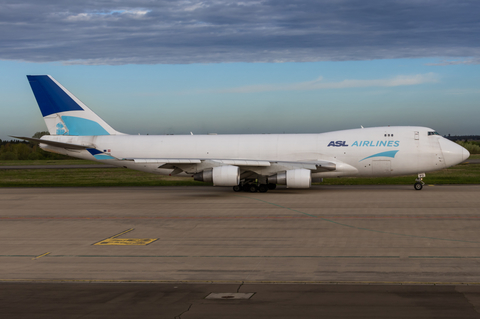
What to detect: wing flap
<box><xmin>125</xmin><ymin>158</ymin><xmax>336</xmax><ymax>174</ymax></box>
<box><xmin>132</xmin><ymin>159</ymin><xmax>202</xmax><ymax>164</ymax></box>
<box><xmin>212</xmin><ymin>159</ymin><xmax>271</xmax><ymax>166</ymax></box>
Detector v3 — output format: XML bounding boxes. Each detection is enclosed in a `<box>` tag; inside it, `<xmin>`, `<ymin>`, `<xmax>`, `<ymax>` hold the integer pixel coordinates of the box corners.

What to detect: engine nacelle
<box><xmin>268</xmin><ymin>169</ymin><xmax>311</xmax><ymax>188</ymax></box>
<box><xmin>194</xmin><ymin>165</ymin><xmax>240</xmax><ymax>186</ymax></box>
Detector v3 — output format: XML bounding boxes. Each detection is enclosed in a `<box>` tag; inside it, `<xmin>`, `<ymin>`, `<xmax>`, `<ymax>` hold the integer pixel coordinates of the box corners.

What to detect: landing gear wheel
<box><xmin>414</xmin><ymin>173</ymin><xmax>425</xmax><ymax>191</ymax></box>
<box><xmin>233</xmin><ymin>185</ymin><xmax>242</xmax><ymax>192</ymax></box>
<box><xmin>248</xmin><ymin>184</ymin><xmax>258</xmax><ymax>193</ymax></box>
<box><xmin>414</xmin><ymin>182</ymin><xmax>423</xmax><ymax>191</ymax></box>
<box><xmin>258</xmin><ymin>184</ymin><xmax>268</xmax><ymax>193</ymax></box>
<box><xmin>267</xmin><ymin>183</ymin><xmax>277</xmax><ymax>190</ymax></box>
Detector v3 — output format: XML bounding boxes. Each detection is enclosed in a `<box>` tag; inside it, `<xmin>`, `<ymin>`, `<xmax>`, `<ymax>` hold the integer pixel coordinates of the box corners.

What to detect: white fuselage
<box><xmin>41</xmin><ymin>126</ymin><xmax>468</xmax><ymax>179</ymax></box>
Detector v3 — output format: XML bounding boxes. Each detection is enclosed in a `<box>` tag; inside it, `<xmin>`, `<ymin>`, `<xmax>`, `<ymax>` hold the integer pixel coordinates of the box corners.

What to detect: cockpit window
<box><xmin>428</xmin><ymin>131</ymin><xmax>440</xmax><ymax>136</ymax></box>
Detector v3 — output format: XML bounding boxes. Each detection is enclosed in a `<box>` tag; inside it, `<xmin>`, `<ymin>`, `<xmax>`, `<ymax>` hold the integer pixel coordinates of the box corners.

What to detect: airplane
<box><xmin>12</xmin><ymin>75</ymin><xmax>470</xmax><ymax>192</ymax></box>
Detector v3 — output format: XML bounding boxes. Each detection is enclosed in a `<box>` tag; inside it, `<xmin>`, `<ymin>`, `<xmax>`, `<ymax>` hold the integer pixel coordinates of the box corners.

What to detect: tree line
<box><xmin>456</xmin><ymin>141</ymin><xmax>480</xmax><ymax>155</ymax></box>
<box><xmin>0</xmin><ymin>132</ymin><xmax>70</xmax><ymax>160</ymax></box>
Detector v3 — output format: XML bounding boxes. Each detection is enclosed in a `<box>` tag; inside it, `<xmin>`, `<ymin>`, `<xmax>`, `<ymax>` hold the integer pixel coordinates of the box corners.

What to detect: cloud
<box><xmin>65</xmin><ymin>10</ymin><xmax>150</xmax><ymax>22</ymax></box>
<box><xmin>210</xmin><ymin>73</ymin><xmax>439</xmax><ymax>93</ymax></box>
<box><xmin>426</xmin><ymin>58</ymin><xmax>480</xmax><ymax>66</ymax></box>
<box><xmin>0</xmin><ymin>0</ymin><xmax>479</xmax><ymax>64</ymax></box>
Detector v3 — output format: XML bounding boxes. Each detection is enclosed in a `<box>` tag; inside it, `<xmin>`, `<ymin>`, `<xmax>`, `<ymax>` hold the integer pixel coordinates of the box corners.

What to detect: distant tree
<box><xmin>32</xmin><ymin>131</ymin><xmax>50</xmax><ymax>139</ymax></box>
<box><xmin>0</xmin><ymin>151</ymin><xmax>17</xmax><ymax>160</ymax></box>
<box><xmin>0</xmin><ymin>131</ymin><xmax>71</xmax><ymax>160</ymax></box>
<box><xmin>456</xmin><ymin>141</ymin><xmax>480</xmax><ymax>154</ymax></box>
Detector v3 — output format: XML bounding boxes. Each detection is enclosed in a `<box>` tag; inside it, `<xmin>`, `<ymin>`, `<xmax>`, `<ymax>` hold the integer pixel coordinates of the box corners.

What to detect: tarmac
<box><xmin>1</xmin><ymin>185</ymin><xmax>480</xmax><ymax>318</ymax></box>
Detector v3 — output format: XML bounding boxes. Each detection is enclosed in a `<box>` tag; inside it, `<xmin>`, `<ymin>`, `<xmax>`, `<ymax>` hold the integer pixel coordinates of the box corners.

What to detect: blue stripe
<box><xmin>86</xmin><ymin>149</ymin><xmax>115</xmax><ymax>160</ymax></box>
<box><xmin>93</xmin><ymin>155</ymin><xmax>115</xmax><ymax>160</ymax></box>
<box><xmin>86</xmin><ymin>148</ymin><xmax>102</xmax><ymax>155</ymax></box>
<box><xmin>359</xmin><ymin>150</ymin><xmax>399</xmax><ymax>162</ymax></box>
<box><xmin>62</xmin><ymin>116</ymin><xmax>110</xmax><ymax>136</ymax></box>
<box><xmin>27</xmin><ymin>75</ymin><xmax>84</xmax><ymax>117</ymax></box>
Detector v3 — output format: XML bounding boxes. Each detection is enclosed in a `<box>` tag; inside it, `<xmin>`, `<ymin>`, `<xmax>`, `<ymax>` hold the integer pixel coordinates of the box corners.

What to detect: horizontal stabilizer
<box><xmin>10</xmin><ymin>136</ymin><xmax>91</xmax><ymax>150</ymax></box>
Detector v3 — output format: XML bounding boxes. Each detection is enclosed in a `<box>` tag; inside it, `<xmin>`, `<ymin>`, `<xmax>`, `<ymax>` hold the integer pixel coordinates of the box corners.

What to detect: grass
<box><xmin>0</xmin><ymin>168</ymin><xmax>207</xmax><ymax>187</ymax></box>
<box><xmin>0</xmin><ymin>159</ymin><xmax>104</xmax><ymax>166</ymax></box>
<box><xmin>0</xmin><ymin>156</ymin><xmax>479</xmax><ymax>187</ymax></box>
<box><xmin>321</xmin><ymin>163</ymin><xmax>480</xmax><ymax>185</ymax></box>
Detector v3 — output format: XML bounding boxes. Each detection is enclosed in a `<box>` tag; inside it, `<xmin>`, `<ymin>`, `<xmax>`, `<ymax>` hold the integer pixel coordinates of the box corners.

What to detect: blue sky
<box><xmin>1</xmin><ymin>1</ymin><xmax>479</xmax><ymax>140</ymax></box>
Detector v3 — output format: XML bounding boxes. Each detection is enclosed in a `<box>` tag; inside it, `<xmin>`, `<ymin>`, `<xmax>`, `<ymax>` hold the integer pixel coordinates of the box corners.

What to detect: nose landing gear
<box><xmin>414</xmin><ymin>173</ymin><xmax>426</xmax><ymax>190</ymax></box>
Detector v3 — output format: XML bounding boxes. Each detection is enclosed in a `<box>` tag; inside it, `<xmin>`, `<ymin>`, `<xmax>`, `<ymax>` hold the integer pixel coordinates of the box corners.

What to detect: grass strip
<box><xmin>321</xmin><ymin>163</ymin><xmax>480</xmax><ymax>185</ymax></box>
<box><xmin>0</xmin><ymin>159</ymin><xmax>104</xmax><ymax>166</ymax></box>
<box><xmin>0</xmin><ymin>157</ymin><xmax>479</xmax><ymax>187</ymax></box>
<box><xmin>0</xmin><ymin>168</ymin><xmax>207</xmax><ymax>187</ymax></box>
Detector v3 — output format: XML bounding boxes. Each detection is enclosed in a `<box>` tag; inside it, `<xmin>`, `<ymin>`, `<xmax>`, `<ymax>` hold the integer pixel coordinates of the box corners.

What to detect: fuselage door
<box><xmin>414</xmin><ymin>131</ymin><xmax>419</xmax><ymax>140</ymax></box>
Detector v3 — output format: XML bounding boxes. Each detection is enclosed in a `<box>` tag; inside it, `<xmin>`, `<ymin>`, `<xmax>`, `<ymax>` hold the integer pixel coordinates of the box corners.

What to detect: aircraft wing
<box><xmin>123</xmin><ymin>158</ymin><xmax>336</xmax><ymax>174</ymax></box>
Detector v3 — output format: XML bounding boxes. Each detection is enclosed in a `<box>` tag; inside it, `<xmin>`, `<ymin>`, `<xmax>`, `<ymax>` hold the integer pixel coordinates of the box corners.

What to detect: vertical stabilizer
<box><xmin>27</xmin><ymin>75</ymin><xmax>123</xmax><ymax>136</ymax></box>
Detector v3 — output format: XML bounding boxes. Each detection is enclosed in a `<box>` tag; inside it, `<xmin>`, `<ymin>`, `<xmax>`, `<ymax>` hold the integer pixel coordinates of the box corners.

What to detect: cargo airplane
<box><xmin>12</xmin><ymin>75</ymin><xmax>470</xmax><ymax>192</ymax></box>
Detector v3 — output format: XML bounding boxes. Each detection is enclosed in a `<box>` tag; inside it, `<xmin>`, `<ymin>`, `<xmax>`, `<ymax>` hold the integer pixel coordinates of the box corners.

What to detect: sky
<box><xmin>1</xmin><ymin>0</ymin><xmax>479</xmax><ymax>140</ymax></box>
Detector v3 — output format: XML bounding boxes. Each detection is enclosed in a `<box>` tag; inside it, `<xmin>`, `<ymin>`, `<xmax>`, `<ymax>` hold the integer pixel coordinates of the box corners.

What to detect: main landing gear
<box><xmin>233</xmin><ymin>181</ymin><xmax>276</xmax><ymax>193</ymax></box>
<box><xmin>414</xmin><ymin>173</ymin><xmax>426</xmax><ymax>191</ymax></box>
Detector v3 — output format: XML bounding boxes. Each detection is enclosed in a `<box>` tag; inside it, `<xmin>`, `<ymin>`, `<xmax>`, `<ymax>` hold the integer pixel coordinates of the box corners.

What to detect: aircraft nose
<box><xmin>439</xmin><ymin>138</ymin><xmax>470</xmax><ymax>167</ymax></box>
<box><xmin>463</xmin><ymin>147</ymin><xmax>470</xmax><ymax>162</ymax></box>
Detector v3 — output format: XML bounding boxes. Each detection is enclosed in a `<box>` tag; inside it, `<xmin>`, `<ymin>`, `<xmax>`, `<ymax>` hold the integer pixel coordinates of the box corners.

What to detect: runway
<box><xmin>1</xmin><ymin>184</ymin><xmax>480</xmax><ymax>283</ymax></box>
<box><xmin>2</xmin><ymin>282</ymin><xmax>480</xmax><ymax>318</ymax></box>
<box><xmin>2</xmin><ymin>185</ymin><xmax>480</xmax><ymax>318</ymax></box>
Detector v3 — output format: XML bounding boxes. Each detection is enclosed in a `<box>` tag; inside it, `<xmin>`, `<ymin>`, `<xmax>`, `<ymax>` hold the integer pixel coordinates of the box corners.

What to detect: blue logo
<box><xmin>56</xmin><ymin>123</ymin><xmax>66</xmax><ymax>135</ymax></box>
<box><xmin>351</xmin><ymin>140</ymin><xmax>400</xmax><ymax>147</ymax></box>
<box><xmin>328</xmin><ymin>141</ymin><xmax>348</xmax><ymax>147</ymax></box>
<box><xmin>359</xmin><ymin>150</ymin><xmax>399</xmax><ymax>162</ymax></box>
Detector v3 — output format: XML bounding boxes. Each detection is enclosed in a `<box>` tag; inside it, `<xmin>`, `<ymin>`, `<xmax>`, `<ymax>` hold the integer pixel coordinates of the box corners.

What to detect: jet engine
<box><xmin>194</xmin><ymin>165</ymin><xmax>240</xmax><ymax>186</ymax></box>
<box><xmin>268</xmin><ymin>169</ymin><xmax>311</xmax><ymax>188</ymax></box>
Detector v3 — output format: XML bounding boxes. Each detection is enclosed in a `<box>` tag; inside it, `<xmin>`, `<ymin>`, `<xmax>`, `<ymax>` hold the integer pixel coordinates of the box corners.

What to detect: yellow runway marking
<box><xmin>95</xmin><ymin>238</ymin><xmax>158</xmax><ymax>245</ymax></box>
<box><xmin>32</xmin><ymin>252</ymin><xmax>51</xmax><ymax>260</ymax></box>
<box><xmin>93</xmin><ymin>228</ymin><xmax>158</xmax><ymax>246</ymax></box>
<box><xmin>108</xmin><ymin>228</ymin><xmax>135</xmax><ymax>239</ymax></box>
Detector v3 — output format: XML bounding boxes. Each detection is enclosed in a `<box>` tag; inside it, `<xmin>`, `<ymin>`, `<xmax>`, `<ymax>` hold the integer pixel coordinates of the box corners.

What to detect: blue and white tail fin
<box><xmin>27</xmin><ymin>75</ymin><xmax>124</xmax><ymax>136</ymax></box>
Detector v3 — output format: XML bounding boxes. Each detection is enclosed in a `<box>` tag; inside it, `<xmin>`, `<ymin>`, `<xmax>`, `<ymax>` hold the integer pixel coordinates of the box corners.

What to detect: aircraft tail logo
<box><xmin>27</xmin><ymin>75</ymin><xmax>123</xmax><ymax>136</ymax></box>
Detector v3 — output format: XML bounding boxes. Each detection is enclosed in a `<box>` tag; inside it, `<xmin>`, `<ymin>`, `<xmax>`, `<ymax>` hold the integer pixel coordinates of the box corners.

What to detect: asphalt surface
<box><xmin>2</xmin><ymin>282</ymin><xmax>480</xmax><ymax>318</ymax></box>
<box><xmin>1</xmin><ymin>185</ymin><xmax>480</xmax><ymax>318</ymax></box>
<box><xmin>463</xmin><ymin>158</ymin><xmax>480</xmax><ymax>164</ymax></box>
<box><xmin>2</xmin><ymin>185</ymin><xmax>480</xmax><ymax>282</ymax></box>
